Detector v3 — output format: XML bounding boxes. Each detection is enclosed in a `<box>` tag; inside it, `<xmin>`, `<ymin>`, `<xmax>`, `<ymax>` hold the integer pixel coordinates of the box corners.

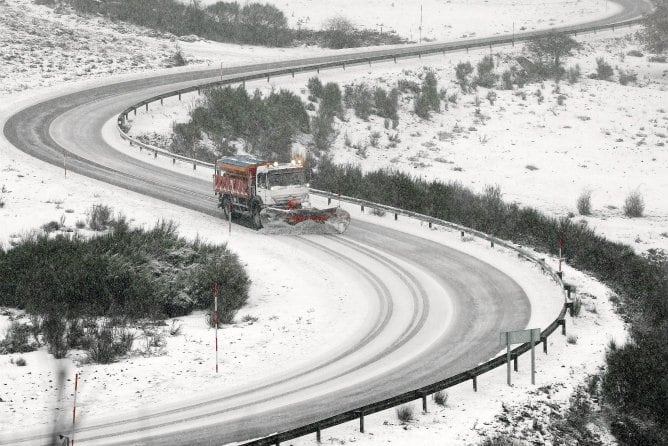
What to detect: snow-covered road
<box><xmin>1</xmin><ymin>61</ymin><xmax>535</xmax><ymax>445</ymax></box>
<box><xmin>1</xmin><ymin>1</ymin><xmax>650</xmax><ymax>441</ymax></box>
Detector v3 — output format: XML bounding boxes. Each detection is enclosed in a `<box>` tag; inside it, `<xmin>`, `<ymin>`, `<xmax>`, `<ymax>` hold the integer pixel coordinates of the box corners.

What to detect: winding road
<box><xmin>1</xmin><ymin>0</ymin><xmax>653</xmax><ymax>443</ymax></box>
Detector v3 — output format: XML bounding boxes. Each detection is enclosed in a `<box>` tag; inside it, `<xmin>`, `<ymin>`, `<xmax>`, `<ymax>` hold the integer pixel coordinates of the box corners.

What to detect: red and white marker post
<box><xmin>71</xmin><ymin>372</ymin><xmax>78</xmax><ymax>445</ymax></box>
<box><xmin>228</xmin><ymin>202</ymin><xmax>232</xmax><ymax>236</ymax></box>
<box><xmin>214</xmin><ymin>284</ymin><xmax>219</xmax><ymax>374</ymax></box>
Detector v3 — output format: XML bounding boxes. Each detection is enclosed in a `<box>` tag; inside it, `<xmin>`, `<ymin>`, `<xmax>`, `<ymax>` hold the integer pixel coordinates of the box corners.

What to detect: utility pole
<box><xmin>419</xmin><ymin>4</ymin><xmax>423</xmax><ymax>43</ymax></box>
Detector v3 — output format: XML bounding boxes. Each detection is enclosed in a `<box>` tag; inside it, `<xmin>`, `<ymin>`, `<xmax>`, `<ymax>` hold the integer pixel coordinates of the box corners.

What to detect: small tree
<box><xmin>475</xmin><ymin>55</ymin><xmax>498</xmax><ymax>88</ymax></box>
<box><xmin>320</xmin><ymin>82</ymin><xmax>344</xmax><ymax>118</ymax></box>
<box><xmin>307</xmin><ymin>77</ymin><xmax>323</xmax><ymax>98</ymax></box>
<box><xmin>623</xmin><ymin>191</ymin><xmax>645</xmax><ymax>217</ymax></box>
<box><xmin>455</xmin><ymin>61</ymin><xmax>474</xmax><ymax>93</ymax></box>
<box><xmin>640</xmin><ymin>0</ymin><xmax>668</xmax><ymax>53</ymax></box>
<box><xmin>526</xmin><ymin>33</ymin><xmax>579</xmax><ymax>77</ymax></box>
<box><xmin>596</xmin><ymin>58</ymin><xmax>614</xmax><ymax>80</ymax></box>
<box><xmin>577</xmin><ymin>190</ymin><xmax>592</xmax><ymax>215</ymax></box>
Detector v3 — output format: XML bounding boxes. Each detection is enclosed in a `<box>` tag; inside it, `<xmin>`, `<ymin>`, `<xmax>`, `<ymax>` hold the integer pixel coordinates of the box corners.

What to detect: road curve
<box><xmin>1</xmin><ymin>2</ymin><xmax>649</xmax><ymax>443</ymax></box>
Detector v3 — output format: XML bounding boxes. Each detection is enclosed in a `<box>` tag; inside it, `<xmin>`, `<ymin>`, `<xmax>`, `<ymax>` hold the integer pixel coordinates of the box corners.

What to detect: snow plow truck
<box><xmin>213</xmin><ymin>155</ymin><xmax>350</xmax><ymax>233</ymax></box>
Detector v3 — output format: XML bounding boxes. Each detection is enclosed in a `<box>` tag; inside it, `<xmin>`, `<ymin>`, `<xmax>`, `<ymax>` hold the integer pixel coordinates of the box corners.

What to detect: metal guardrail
<box><xmin>112</xmin><ymin>15</ymin><xmax>644</xmax><ymax>445</ymax></box>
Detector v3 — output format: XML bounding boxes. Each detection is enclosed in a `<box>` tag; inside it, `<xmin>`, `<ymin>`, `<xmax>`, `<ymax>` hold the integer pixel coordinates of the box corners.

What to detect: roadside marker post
<box><xmin>214</xmin><ymin>284</ymin><xmax>219</xmax><ymax>374</ymax></box>
<box><xmin>558</xmin><ymin>237</ymin><xmax>564</xmax><ymax>278</ymax></box>
<box><xmin>228</xmin><ymin>201</ymin><xmax>232</xmax><ymax>236</ymax></box>
<box><xmin>71</xmin><ymin>372</ymin><xmax>78</xmax><ymax>445</ymax></box>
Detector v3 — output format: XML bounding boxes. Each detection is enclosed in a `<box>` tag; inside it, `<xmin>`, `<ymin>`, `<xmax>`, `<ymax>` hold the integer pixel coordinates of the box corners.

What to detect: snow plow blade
<box><xmin>260</xmin><ymin>207</ymin><xmax>351</xmax><ymax>234</ymax></box>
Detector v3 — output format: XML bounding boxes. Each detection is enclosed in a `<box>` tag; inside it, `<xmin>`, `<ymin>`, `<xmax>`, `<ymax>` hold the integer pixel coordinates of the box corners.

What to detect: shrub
<box><xmin>168</xmin><ymin>45</ymin><xmax>187</xmax><ymax>67</ymax></box>
<box><xmin>596</xmin><ymin>58</ymin><xmax>614</xmax><ymax>80</ymax></box>
<box><xmin>168</xmin><ymin>320</ymin><xmax>182</xmax><ymax>336</ymax></box>
<box><xmin>567</xmin><ymin>64</ymin><xmax>581</xmax><ymax>84</ymax></box>
<box><xmin>501</xmin><ymin>69</ymin><xmax>514</xmax><ymax>90</ymax></box>
<box><xmin>627</xmin><ymin>49</ymin><xmax>644</xmax><ymax>57</ymax></box>
<box><xmin>397</xmin><ymin>79</ymin><xmax>420</xmax><ymax>94</ymax></box>
<box><xmin>455</xmin><ymin>61</ymin><xmax>474</xmax><ymax>93</ymax></box>
<box><xmin>321</xmin><ymin>82</ymin><xmax>344</xmax><ymax>118</ymax></box>
<box><xmin>344</xmin><ymin>83</ymin><xmax>374</xmax><ymax>120</ymax></box>
<box><xmin>311</xmin><ymin>111</ymin><xmax>336</xmax><ymax>153</ymax></box>
<box><xmin>618</xmin><ymin>69</ymin><xmax>637</xmax><ymax>85</ymax></box>
<box><xmin>475</xmin><ymin>55</ymin><xmax>498</xmax><ymax>88</ymax></box>
<box><xmin>15</xmin><ymin>357</ymin><xmax>27</xmax><ymax>366</ymax></box>
<box><xmin>623</xmin><ymin>191</ymin><xmax>644</xmax><ymax>217</ymax></box>
<box><xmin>0</xmin><ymin>322</ymin><xmax>36</xmax><ymax>354</ymax></box>
<box><xmin>567</xmin><ymin>334</ymin><xmax>578</xmax><ymax>344</ymax></box>
<box><xmin>525</xmin><ymin>33</ymin><xmax>579</xmax><ymax>78</ymax></box>
<box><xmin>88</xmin><ymin>204</ymin><xmax>113</xmax><ymax>231</ymax></box>
<box><xmin>649</xmin><ymin>55</ymin><xmax>667</xmax><ymax>63</ymax></box>
<box><xmin>433</xmin><ymin>390</ymin><xmax>448</xmax><ymax>406</ymax></box>
<box><xmin>42</xmin><ymin>315</ymin><xmax>68</xmax><ymax>359</ymax></box>
<box><xmin>42</xmin><ymin>220</ymin><xmax>60</xmax><ymax>233</ymax></box>
<box><xmin>307</xmin><ymin>77</ymin><xmax>323</xmax><ymax>98</ymax></box>
<box><xmin>486</xmin><ymin>90</ymin><xmax>497</xmax><ymax>105</ymax></box>
<box><xmin>577</xmin><ymin>190</ymin><xmax>592</xmax><ymax>215</ymax></box>
<box><xmin>374</xmin><ymin>87</ymin><xmax>399</xmax><ymax>121</ymax></box>
<box><xmin>86</xmin><ymin>324</ymin><xmax>135</xmax><ymax>364</ymax></box>
<box><xmin>396</xmin><ymin>405</ymin><xmax>414</xmax><ymax>422</ymax></box>
<box><xmin>241</xmin><ymin>314</ymin><xmax>259</xmax><ymax>324</ymax></box>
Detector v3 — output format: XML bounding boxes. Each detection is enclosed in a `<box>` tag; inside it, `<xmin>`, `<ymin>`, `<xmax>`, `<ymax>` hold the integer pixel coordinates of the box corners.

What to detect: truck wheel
<box><xmin>251</xmin><ymin>204</ymin><xmax>263</xmax><ymax>230</ymax></box>
<box><xmin>221</xmin><ymin>197</ymin><xmax>232</xmax><ymax>221</ymax></box>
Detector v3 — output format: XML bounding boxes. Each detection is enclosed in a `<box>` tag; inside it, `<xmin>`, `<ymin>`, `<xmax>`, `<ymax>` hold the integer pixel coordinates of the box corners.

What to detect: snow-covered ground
<box><xmin>0</xmin><ymin>0</ymin><xmax>653</xmax><ymax>444</ymax></box>
<box><xmin>191</xmin><ymin>0</ymin><xmax>621</xmax><ymax>42</ymax></box>
<box><xmin>128</xmin><ymin>28</ymin><xmax>668</xmax><ymax>254</ymax></box>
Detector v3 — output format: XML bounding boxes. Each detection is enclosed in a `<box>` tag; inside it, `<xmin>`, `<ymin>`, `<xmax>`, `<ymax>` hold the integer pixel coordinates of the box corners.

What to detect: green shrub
<box><xmin>0</xmin><ymin>322</ymin><xmax>36</xmax><ymax>354</ymax></box>
<box><xmin>15</xmin><ymin>357</ymin><xmax>27</xmax><ymax>366</ymax></box>
<box><xmin>344</xmin><ymin>83</ymin><xmax>374</xmax><ymax>120</ymax></box>
<box><xmin>623</xmin><ymin>191</ymin><xmax>644</xmax><ymax>217</ymax></box>
<box><xmin>307</xmin><ymin>77</ymin><xmax>323</xmax><ymax>98</ymax></box>
<box><xmin>396</xmin><ymin>405</ymin><xmax>414</xmax><ymax>422</ymax></box>
<box><xmin>567</xmin><ymin>64</ymin><xmax>581</xmax><ymax>84</ymax></box>
<box><xmin>618</xmin><ymin>69</ymin><xmax>637</xmax><ymax>85</ymax></box>
<box><xmin>88</xmin><ymin>204</ymin><xmax>113</xmax><ymax>231</ymax></box>
<box><xmin>596</xmin><ymin>58</ymin><xmax>614</xmax><ymax>80</ymax></box>
<box><xmin>433</xmin><ymin>390</ymin><xmax>448</xmax><ymax>406</ymax></box>
<box><xmin>577</xmin><ymin>190</ymin><xmax>592</xmax><ymax>215</ymax></box>
<box><xmin>0</xmin><ymin>219</ymin><xmax>250</xmax><ymax>321</ymax></box>
<box><xmin>320</xmin><ymin>82</ymin><xmax>344</xmax><ymax>119</ymax></box>
<box><xmin>455</xmin><ymin>61</ymin><xmax>474</xmax><ymax>93</ymax></box>
<box><xmin>475</xmin><ymin>55</ymin><xmax>497</xmax><ymax>88</ymax></box>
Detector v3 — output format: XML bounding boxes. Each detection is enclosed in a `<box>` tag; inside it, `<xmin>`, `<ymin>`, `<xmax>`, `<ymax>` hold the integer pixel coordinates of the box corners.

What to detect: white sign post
<box><xmin>500</xmin><ymin>328</ymin><xmax>541</xmax><ymax>386</ymax></box>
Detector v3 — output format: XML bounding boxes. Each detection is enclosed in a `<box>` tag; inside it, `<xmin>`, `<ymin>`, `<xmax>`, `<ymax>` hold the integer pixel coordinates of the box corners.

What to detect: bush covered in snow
<box><xmin>0</xmin><ymin>217</ymin><xmax>250</xmax><ymax>321</ymax></box>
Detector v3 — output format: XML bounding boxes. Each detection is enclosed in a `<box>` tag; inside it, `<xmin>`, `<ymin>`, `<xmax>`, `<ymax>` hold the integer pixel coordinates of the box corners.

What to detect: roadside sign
<box><xmin>501</xmin><ymin>328</ymin><xmax>541</xmax><ymax>386</ymax></box>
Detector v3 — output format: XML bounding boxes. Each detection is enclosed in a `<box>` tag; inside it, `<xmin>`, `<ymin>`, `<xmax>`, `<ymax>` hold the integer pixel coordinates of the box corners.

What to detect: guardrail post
<box><xmin>267</xmin><ymin>75</ymin><xmax>270</xmax><ymax>82</ymax></box>
<box><xmin>145</xmin><ymin>103</ymin><xmax>148</xmax><ymax>111</ymax></box>
<box><xmin>291</xmin><ymin>71</ymin><xmax>294</xmax><ymax>78</ymax></box>
<box><xmin>193</xmin><ymin>162</ymin><xmax>197</xmax><ymax>170</ymax></box>
<box><xmin>328</xmin><ymin>197</ymin><xmax>331</xmax><ymax>205</ymax></box>
<box><xmin>394</xmin><ymin>213</ymin><xmax>398</xmax><ymax>221</ymax></box>
<box><xmin>173</xmin><ymin>158</ymin><xmax>175</xmax><ymax>164</ymax></box>
<box><xmin>422</xmin><ymin>394</ymin><xmax>428</xmax><ymax>412</ymax></box>
<box><xmin>317</xmin><ymin>68</ymin><xmax>320</xmax><ymax>74</ymax></box>
<box><xmin>429</xmin><ymin>221</ymin><xmax>432</xmax><ymax>229</ymax></box>
<box><xmin>197</xmin><ymin>88</ymin><xmax>200</xmax><ymax>95</ymax></box>
<box><xmin>368</xmin><ymin>58</ymin><xmax>371</xmax><ymax>66</ymax></box>
<box><xmin>490</xmin><ymin>240</ymin><xmax>494</xmax><ymax>248</ymax></box>
<box><xmin>418</xmin><ymin>53</ymin><xmax>421</xmax><ymax>59</ymax></box>
<box><xmin>460</xmin><ymin>230</ymin><xmax>465</xmax><ymax>238</ymax></box>
<box><xmin>133</xmin><ymin>108</ymin><xmax>136</xmax><ymax>116</ymax></box>
<box><xmin>557</xmin><ymin>271</ymin><xmax>563</xmax><ymax>279</ymax></box>
<box><xmin>513</xmin><ymin>354</ymin><xmax>518</xmax><ymax>372</ymax></box>
<box><xmin>160</xmin><ymin>98</ymin><xmax>163</xmax><ymax>105</ymax></box>
<box><xmin>316</xmin><ymin>425</ymin><xmax>321</xmax><ymax>443</ymax></box>
<box><xmin>566</xmin><ymin>301</ymin><xmax>574</xmax><ymax>317</ymax></box>
<box><xmin>342</xmin><ymin>62</ymin><xmax>346</xmax><ymax>70</ymax></box>
<box><xmin>559</xmin><ymin>318</ymin><xmax>566</xmax><ymax>335</ymax></box>
<box><xmin>154</xmin><ymin>150</ymin><xmax>157</xmax><ymax>159</ymax></box>
<box><xmin>393</xmin><ymin>56</ymin><xmax>397</xmax><ymax>63</ymax></box>
<box><xmin>541</xmin><ymin>335</ymin><xmax>548</xmax><ymax>354</ymax></box>
<box><xmin>356</xmin><ymin>411</ymin><xmax>365</xmax><ymax>433</ymax></box>
<box><xmin>472</xmin><ymin>375</ymin><xmax>478</xmax><ymax>392</ymax></box>
<box><xmin>361</xmin><ymin>205</ymin><xmax>364</xmax><ymax>213</ymax></box>
<box><xmin>178</xmin><ymin>92</ymin><xmax>181</xmax><ymax>101</ymax></box>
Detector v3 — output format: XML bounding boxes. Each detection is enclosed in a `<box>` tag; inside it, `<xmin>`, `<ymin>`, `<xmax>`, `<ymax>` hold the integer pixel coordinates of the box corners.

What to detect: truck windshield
<box><xmin>268</xmin><ymin>170</ymin><xmax>305</xmax><ymax>187</ymax></box>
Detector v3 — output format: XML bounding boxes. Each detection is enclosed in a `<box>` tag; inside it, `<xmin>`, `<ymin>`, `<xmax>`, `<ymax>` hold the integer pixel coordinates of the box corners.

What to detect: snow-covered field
<box><xmin>192</xmin><ymin>0</ymin><xmax>621</xmax><ymax>42</ymax></box>
<box><xmin>0</xmin><ymin>0</ymin><xmax>657</xmax><ymax>444</ymax></box>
